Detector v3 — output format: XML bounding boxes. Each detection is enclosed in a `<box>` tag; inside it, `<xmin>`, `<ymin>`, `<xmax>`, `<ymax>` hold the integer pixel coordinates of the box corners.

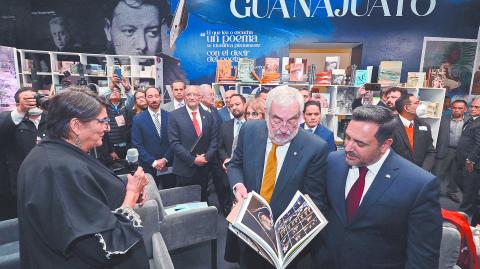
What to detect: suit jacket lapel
<box><xmin>350</xmin><ymin>151</ymin><xmax>399</xmax><ymax>223</ymax></box>
<box><xmin>396</xmin><ymin>116</ymin><xmax>413</xmax><ymax>159</ymax></box>
<box><xmin>331</xmin><ymin>154</ymin><xmax>349</xmax><ymax>225</ymax></box>
<box><xmin>254</xmin><ymin>123</ymin><xmax>268</xmax><ymax>192</ymax></box>
<box><xmin>160</xmin><ymin>110</ymin><xmax>168</xmax><ymax>140</ymax></box>
<box><xmin>181</xmin><ymin>107</ymin><xmax>197</xmax><ymax>138</ymax></box>
<box><xmin>270</xmin><ymin>132</ymin><xmax>304</xmax><ymax>203</ymax></box>
<box><xmin>144</xmin><ymin>111</ymin><xmax>161</xmax><ymax>140</ymax></box>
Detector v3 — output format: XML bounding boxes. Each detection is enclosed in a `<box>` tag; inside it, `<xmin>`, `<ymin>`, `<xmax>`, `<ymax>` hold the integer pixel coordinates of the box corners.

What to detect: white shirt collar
<box><xmin>173</xmin><ymin>99</ymin><xmax>184</xmax><ymax>108</ymax></box>
<box><xmin>398</xmin><ymin>114</ymin><xmax>413</xmax><ymax>127</ymax></box>
<box><xmin>185</xmin><ymin>105</ymin><xmax>199</xmax><ymax>115</ymax></box>
<box><xmin>361</xmin><ymin>148</ymin><xmax>390</xmax><ymax>176</ymax></box>
<box><xmin>200</xmin><ymin>103</ymin><xmax>210</xmax><ymax>112</ymax></box>
<box><xmin>148</xmin><ymin>107</ymin><xmax>160</xmax><ymax>116</ymax></box>
<box><xmin>304</xmin><ymin>124</ymin><xmax>318</xmax><ymax>133</ymax></box>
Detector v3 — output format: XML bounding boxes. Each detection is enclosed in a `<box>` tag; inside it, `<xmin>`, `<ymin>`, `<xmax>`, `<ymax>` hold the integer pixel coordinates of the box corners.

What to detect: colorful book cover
<box><xmin>354</xmin><ymin>70</ymin><xmax>368</xmax><ymax>87</ymax></box>
<box><xmin>324</xmin><ymin>56</ymin><xmax>340</xmax><ymax>71</ymax></box>
<box><xmin>264</xmin><ymin>57</ymin><xmax>280</xmax><ymax>75</ymax></box>
<box><xmin>237</xmin><ymin>58</ymin><xmax>256</xmax><ymax>82</ymax></box>
<box><xmin>406</xmin><ymin>72</ymin><xmax>426</xmax><ymax>88</ymax></box>
<box><xmin>315</xmin><ymin>71</ymin><xmax>332</xmax><ymax>85</ymax></box>
<box><xmin>428</xmin><ymin>68</ymin><xmax>446</xmax><ymax>88</ymax></box>
<box><xmin>366</xmin><ymin>66</ymin><xmax>373</xmax><ymax>84</ymax></box>
<box><xmin>281</xmin><ymin>57</ymin><xmax>290</xmax><ymax>82</ymax></box>
<box><xmin>331</xmin><ymin>69</ymin><xmax>346</xmax><ymax>85</ymax></box>
<box><xmin>311</xmin><ymin>92</ymin><xmax>330</xmax><ymax>109</ymax></box>
<box><xmin>336</xmin><ymin>87</ymin><xmax>356</xmax><ymax>114</ymax></box>
<box><xmin>216</xmin><ymin>59</ymin><xmax>235</xmax><ymax>82</ymax></box>
<box><xmin>378</xmin><ymin>61</ymin><xmax>402</xmax><ymax>86</ymax></box>
<box><xmin>289</xmin><ymin>63</ymin><xmax>305</xmax><ymax>82</ymax></box>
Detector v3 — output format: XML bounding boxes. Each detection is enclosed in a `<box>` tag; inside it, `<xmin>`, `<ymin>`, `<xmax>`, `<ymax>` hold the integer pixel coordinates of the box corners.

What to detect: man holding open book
<box><xmin>227</xmin><ymin>85</ymin><xmax>329</xmax><ymax>268</ymax></box>
<box><xmin>312</xmin><ymin>105</ymin><xmax>442</xmax><ymax>269</ymax></box>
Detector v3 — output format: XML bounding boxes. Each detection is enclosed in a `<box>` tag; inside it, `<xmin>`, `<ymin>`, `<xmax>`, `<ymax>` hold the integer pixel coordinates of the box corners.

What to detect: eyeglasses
<box><xmin>245</xmin><ymin>111</ymin><xmax>261</xmax><ymax>117</ymax></box>
<box><xmin>185</xmin><ymin>93</ymin><xmax>200</xmax><ymax>97</ymax></box>
<box><xmin>270</xmin><ymin>116</ymin><xmax>299</xmax><ymax>129</ymax></box>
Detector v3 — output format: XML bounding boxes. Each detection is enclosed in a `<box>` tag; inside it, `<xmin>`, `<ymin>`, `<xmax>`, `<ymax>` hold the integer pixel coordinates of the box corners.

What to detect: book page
<box><xmin>234</xmin><ymin>192</ymin><xmax>278</xmax><ymax>261</ymax></box>
<box><xmin>228</xmin><ymin>224</ymin><xmax>274</xmax><ymax>266</ymax></box>
<box><xmin>274</xmin><ymin>191</ymin><xmax>328</xmax><ymax>267</ymax></box>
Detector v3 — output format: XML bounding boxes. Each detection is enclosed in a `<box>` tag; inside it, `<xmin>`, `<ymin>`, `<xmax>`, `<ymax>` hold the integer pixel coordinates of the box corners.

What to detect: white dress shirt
<box><xmin>174</xmin><ymin>99</ymin><xmax>185</xmax><ymax>110</ymax></box>
<box><xmin>398</xmin><ymin>114</ymin><xmax>413</xmax><ymax>128</ymax></box>
<box><xmin>11</xmin><ymin>110</ymin><xmax>41</xmax><ymax>129</ymax></box>
<box><xmin>148</xmin><ymin>108</ymin><xmax>161</xmax><ymax>128</ymax></box>
<box><xmin>185</xmin><ymin>105</ymin><xmax>202</xmax><ymax>131</ymax></box>
<box><xmin>345</xmin><ymin>148</ymin><xmax>391</xmax><ymax>203</ymax></box>
<box><xmin>304</xmin><ymin>125</ymin><xmax>318</xmax><ymax>133</ymax></box>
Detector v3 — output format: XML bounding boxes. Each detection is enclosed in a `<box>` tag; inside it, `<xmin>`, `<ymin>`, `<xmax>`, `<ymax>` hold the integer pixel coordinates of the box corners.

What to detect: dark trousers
<box><xmin>210</xmin><ymin>162</ymin><xmax>231</xmax><ymax>214</ymax></box>
<box><xmin>459</xmin><ymin>168</ymin><xmax>480</xmax><ymax>224</ymax></box>
<box><xmin>0</xmin><ymin>194</ymin><xmax>16</xmax><ymax>220</ymax></box>
<box><xmin>154</xmin><ymin>173</ymin><xmax>176</xmax><ymax>189</ymax></box>
<box><xmin>176</xmin><ymin>167</ymin><xmax>209</xmax><ymax>201</ymax></box>
<box><xmin>433</xmin><ymin>148</ymin><xmax>462</xmax><ymax>194</ymax></box>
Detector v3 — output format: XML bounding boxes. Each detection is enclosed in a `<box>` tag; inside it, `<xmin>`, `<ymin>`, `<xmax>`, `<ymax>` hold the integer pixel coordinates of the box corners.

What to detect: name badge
<box><xmin>115</xmin><ymin>115</ymin><xmax>125</xmax><ymax>126</ymax></box>
<box><xmin>419</xmin><ymin>126</ymin><xmax>428</xmax><ymax>131</ymax></box>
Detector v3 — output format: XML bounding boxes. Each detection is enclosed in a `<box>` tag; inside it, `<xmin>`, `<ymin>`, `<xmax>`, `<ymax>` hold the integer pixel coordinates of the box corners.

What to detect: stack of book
<box><xmin>216</xmin><ymin>59</ymin><xmax>236</xmax><ymax>83</ymax></box>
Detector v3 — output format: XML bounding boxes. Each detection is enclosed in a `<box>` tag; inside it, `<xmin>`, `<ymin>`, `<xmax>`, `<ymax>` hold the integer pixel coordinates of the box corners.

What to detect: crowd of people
<box><xmin>0</xmin><ymin>79</ymin><xmax>479</xmax><ymax>268</ymax></box>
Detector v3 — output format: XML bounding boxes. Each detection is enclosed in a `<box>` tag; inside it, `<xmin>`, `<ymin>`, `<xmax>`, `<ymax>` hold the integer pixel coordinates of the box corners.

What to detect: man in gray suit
<box><xmin>228</xmin><ymin>85</ymin><xmax>328</xmax><ymax>268</ymax></box>
<box><xmin>433</xmin><ymin>99</ymin><xmax>467</xmax><ymax>203</ymax></box>
<box><xmin>161</xmin><ymin>80</ymin><xmax>185</xmax><ymax>112</ymax></box>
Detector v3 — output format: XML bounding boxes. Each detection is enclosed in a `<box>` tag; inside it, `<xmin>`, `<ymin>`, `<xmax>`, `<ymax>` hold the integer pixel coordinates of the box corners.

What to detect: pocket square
<box><xmin>419</xmin><ymin>126</ymin><xmax>428</xmax><ymax>131</ymax></box>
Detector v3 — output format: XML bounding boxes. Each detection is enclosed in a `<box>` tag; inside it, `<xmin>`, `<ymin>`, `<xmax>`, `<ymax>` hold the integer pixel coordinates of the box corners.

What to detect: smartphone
<box><xmin>114</xmin><ymin>66</ymin><xmax>123</xmax><ymax>80</ymax></box>
<box><xmin>364</xmin><ymin>83</ymin><xmax>381</xmax><ymax>91</ymax></box>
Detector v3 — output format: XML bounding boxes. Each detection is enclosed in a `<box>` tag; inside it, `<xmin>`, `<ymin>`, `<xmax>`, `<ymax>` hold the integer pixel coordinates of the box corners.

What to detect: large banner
<box><xmin>0</xmin><ymin>0</ymin><xmax>479</xmax><ymax>86</ymax></box>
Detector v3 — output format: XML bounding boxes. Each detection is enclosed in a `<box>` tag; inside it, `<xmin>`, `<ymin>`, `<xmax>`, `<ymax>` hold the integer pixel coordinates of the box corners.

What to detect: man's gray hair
<box><xmin>199</xmin><ymin>84</ymin><xmax>212</xmax><ymax>96</ymax></box>
<box><xmin>265</xmin><ymin>85</ymin><xmax>304</xmax><ymax>116</ymax></box>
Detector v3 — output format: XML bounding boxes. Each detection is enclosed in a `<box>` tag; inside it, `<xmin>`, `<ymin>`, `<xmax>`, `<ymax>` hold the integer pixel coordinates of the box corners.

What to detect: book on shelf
<box><xmin>216</xmin><ymin>59</ymin><xmax>236</xmax><ymax>83</ymax></box>
<box><xmin>416</xmin><ymin>101</ymin><xmax>439</xmax><ymax>118</ymax></box>
<box><xmin>336</xmin><ymin>87</ymin><xmax>356</xmax><ymax>114</ymax></box>
<box><xmin>281</xmin><ymin>57</ymin><xmax>290</xmax><ymax>82</ymax></box>
<box><xmin>23</xmin><ymin>59</ymin><xmax>34</xmax><ymax>72</ymax></box>
<box><xmin>345</xmin><ymin>64</ymin><xmax>357</xmax><ymax>86</ymax></box>
<box><xmin>315</xmin><ymin>71</ymin><xmax>332</xmax><ymax>85</ymax></box>
<box><xmin>337</xmin><ymin>118</ymin><xmax>351</xmax><ymax>140</ymax></box>
<box><xmin>311</xmin><ymin>92</ymin><xmax>331</xmax><ymax>110</ymax></box>
<box><xmin>264</xmin><ymin>57</ymin><xmax>280</xmax><ymax>75</ymax></box>
<box><xmin>427</xmin><ymin>68</ymin><xmax>446</xmax><ymax>88</ymax></box>
<box><xmin>227</xmin><ymin>191</ymin><xmax>327</xmax><ymax>269</ymax></box>
<box><xmin>366</xmin><ymin>66</ymin><xmax>374</xmax><ymax>84</ymax></box>
<box><xmin>56</xmin><ymin>61</ymin><xmax>76</xmax><ymax>73</ymax></box>
<box><xmin>406</xmin><ymin>72</ymin><xmax>426</xmax><ymax>88</ymax></box>
<box><xmin>289</xmin><ymin>63</ymin><xmax>305</xmax><ymax>82</ymax></box>
<box><xmin>378</xmin><ymin>61</ymin><xmax>402</xmax><ymax>86</ymax></box>
<box><xmin>85</xmin><ymin>64</ymin><xmax>106</xmax><ymax>76</ymax></box>
<box><xmin>331</xmin><ymin>69</ymin><xmax>346</xmax><ymax>85</ymax></box>
<box><xmin>324</xmin><ymin>56</ymin><xmax>340</xmax><ymax>72</ymax></box>
<box><xmin>237</xmin><ymin>58</ymin><xmax>256</xmax><ymax>83</ymax></box>
<box><xmin>354</xmin><ymin>69</ymin><xmax>368</xmax><ymax>87</ymax></box>
<box><xmin>121</xmin><ymin>65</ymin><xmax>131</xmax><ymax>77</ymax></box>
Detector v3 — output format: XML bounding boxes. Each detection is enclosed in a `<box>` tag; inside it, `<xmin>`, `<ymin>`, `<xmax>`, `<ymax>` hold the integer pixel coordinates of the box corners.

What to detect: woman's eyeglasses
<box><xmin>245</xmin><ymin>111</ymin><xmax>261</xmax><ymax>117</ymax></box>
<box><xmin>94</xmin><ymin>118</ymin><xmax>111</xmax><ymax>125</ymax></box>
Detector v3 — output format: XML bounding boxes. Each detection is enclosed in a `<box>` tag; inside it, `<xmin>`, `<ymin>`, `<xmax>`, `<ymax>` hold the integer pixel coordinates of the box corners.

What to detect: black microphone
<box><xmin>126</xmin><ymin>148</ymin><xmax>139</xmax><ymax>175</ymax></box>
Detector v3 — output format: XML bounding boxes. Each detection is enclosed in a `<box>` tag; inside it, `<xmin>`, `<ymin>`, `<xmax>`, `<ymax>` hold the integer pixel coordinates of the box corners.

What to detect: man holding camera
<box><xmin>0</xmin><ymin>88</ymin><xmax>47</xmax><ymax>218</ymax></box>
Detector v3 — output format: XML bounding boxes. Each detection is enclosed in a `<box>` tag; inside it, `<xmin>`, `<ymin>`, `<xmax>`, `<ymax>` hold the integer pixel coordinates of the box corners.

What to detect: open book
<box><xmin>227</xmin><ymin>191</ymin><xmax>327</xmax><ymax>269</ymax></box>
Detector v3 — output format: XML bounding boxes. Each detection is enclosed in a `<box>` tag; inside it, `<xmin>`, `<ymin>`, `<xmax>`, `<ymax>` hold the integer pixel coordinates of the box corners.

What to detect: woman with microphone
<box><xmin>17</xmin><ymin>87</ymin><xmax>149</xmax><ymax>269</ymax></box>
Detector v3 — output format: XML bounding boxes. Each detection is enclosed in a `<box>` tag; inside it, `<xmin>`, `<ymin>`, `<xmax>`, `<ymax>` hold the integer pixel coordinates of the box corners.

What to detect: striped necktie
<box><xmin>152</xmin><ymin>112</ymin><xmax>161</xmax><ymax>137</ymax></box>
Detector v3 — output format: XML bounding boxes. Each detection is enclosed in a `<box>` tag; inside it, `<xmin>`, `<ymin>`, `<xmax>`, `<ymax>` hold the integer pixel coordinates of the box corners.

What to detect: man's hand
<box><xmin>223</xmin><ymin>158</ymin><xmax>231</xmax><ymax>172</ymax></box>
<box><xmin>234</xmin><ymin>183</ymin><xmax>248</xmax><ymax>203</ymax></box>
<box><xmin>466</xmin><ymin>161</ymin><xmax>475</xmax><ymax>173</ymax></box>
<box><xmin>355</xmin><ymin>87</ymin><xmax>368</xmax><ymax>99</ymax></box>
<box><xmin>155</xmin><ymin>159</ymin><xmax>168</xmax><ymax>171</ymax></box>
<box><xmin>120</xmin><ymin>77</ymin><xmax>131</xmax><ymax>91</ymax></box>
<box><xmin>110</xmin><ymin>151</ymin><xmax>119</xmax><ymax>160</ymax></box>
<box><xmin>17</xmin><ymin>91</ymin><xmax>37</xmax><ymax>113</ymax></box>
<box><xmin>194</xmin><ymin>154</ymin><xmax>208</xmax><ymax>166</ymax></box>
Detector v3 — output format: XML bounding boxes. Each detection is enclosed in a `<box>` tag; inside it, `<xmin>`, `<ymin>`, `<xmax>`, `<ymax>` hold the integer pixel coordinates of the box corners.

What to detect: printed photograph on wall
<box><xmin>420</xmin><ymin>37</ymin><xmax>478</xmax><ymax>97</ymax></box>
<box><xmin>471</xmin><ymin>27</ymin><xmax>480</xmax><ymax>95</ymax></box>
<box><xmin>0</xmin><ymin>46</ymin><xmax>19</xmax><ymax>112</ymax></box>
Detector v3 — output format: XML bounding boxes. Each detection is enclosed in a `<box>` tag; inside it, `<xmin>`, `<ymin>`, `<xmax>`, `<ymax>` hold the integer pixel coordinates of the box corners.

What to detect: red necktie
<box><xmin>346</xmin><ymin>166</ymin><xmax>368</xmax><ymax>222</ymax></box>
<box><xmin>191</xmin><ymin>111</ymin><xmax>201</xmax><ymax>137</ymax></box>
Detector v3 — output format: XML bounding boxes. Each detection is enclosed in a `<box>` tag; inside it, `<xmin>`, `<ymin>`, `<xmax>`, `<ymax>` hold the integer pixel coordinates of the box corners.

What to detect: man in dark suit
<box><xmin>300</xmin><ymin>101</ymin><xmax>336</xmax><ymax>152</ymax></box>
<box><xmin>228</xmin><ymin>86</ymin><xmax>329</xmax><ymax>268</ymax></box>
<box><xmin>391</xmin><ymin>93</ymin><xmax>436</xmax><ymax>171</ymax></box>
<box><xmin>0</xmin><ymin>88</ymin><xmax>47</xmax><ymax>219</ymax></box>
<box><xmin>218</xmin><ymin>94</ymin><xmax>246</xmax><ymax>167</ymax></box>
<box><xmin>313</xmin><ymin>105</ymin><xmax>442</xmax><ymax>269</ymax></box>
<box><xmin>433</xmin><ymin>99</ymin><xmax>467</xmax><ymax>203</ymax></box>
<box><xmin>218</xmin><ymin>89</ymin><xmax>236</xmax><ymax>122</ymax></box>
<box><xmin>131</xmin><ymin>86</ymin><xmax>174</xmax><ymax>188</ymax></box>
<box><xmin>457</xmin><ymin>97</ymin><xmax>480</xmax><ymax>224</ymax></box>
<box><xmin>168</xmin><ymin>85</ymin><xmax>218</xmax><ymax>201</ymax></box>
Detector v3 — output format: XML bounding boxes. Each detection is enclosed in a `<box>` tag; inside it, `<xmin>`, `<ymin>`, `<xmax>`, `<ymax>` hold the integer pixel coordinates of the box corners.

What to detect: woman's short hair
<box><xmin>245</xmin><ymin>98</ymin><xmax>266</xmax><ymax>118</ymax></box>
<box><xmin>47</xmin><ymin>87</ymin><xmax>107</xmax><ymax>140</ymax></box>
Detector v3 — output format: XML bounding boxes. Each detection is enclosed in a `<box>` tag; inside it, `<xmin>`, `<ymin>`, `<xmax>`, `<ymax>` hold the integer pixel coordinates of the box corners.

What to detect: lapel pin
<box><xmin>385</xmin><ymin>174</ymin><xmax>391</xmax><ymax>179</ymax></box>
<box><xmin>293</xmin><ymin>152</ymin><xmax>298</xmax><ymax>156</ymax></box>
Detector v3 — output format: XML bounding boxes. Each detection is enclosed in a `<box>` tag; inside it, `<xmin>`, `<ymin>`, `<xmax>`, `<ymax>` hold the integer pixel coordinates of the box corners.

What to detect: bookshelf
<box><xmin>16</xmin><ymin>49</ymin><xmax>163</xmax><ymax>93</ymax></box>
